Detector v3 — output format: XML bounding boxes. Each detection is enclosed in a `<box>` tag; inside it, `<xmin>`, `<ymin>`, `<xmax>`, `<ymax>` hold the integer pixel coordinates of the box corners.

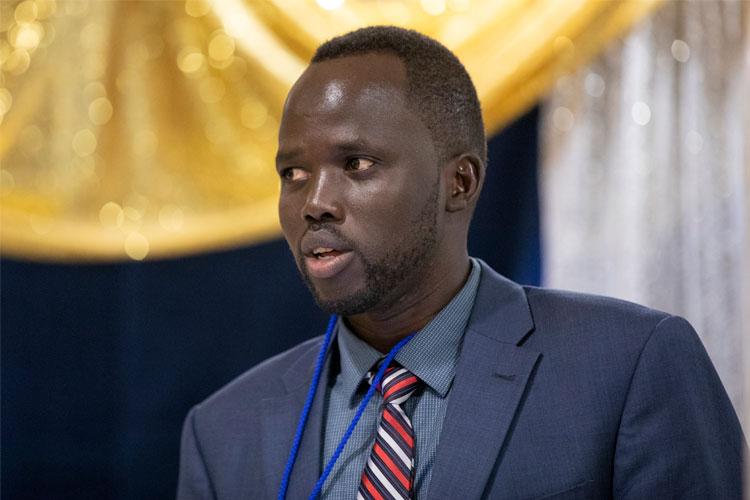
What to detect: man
<box><xmin>178</xmin><ymin>26</ymin><xmax>744</xmax><ymax>499</ymax></box>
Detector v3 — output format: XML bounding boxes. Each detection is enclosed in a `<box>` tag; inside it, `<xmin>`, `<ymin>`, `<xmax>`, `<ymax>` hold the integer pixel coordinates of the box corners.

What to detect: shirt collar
<box><xmin>335</xmin><ymin>258</ymin><xmax>482</xmax><ymax>400</ymax></box>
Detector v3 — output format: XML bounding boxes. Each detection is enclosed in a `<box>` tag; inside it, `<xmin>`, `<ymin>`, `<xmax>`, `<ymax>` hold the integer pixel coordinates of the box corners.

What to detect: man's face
<box><xmin>276</xmin><ymin>53</ymin><xmax>444</xmax><ymax>315</ymax></box>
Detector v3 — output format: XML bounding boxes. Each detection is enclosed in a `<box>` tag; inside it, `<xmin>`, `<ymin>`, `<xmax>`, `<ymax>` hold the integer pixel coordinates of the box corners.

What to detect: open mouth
<box><xmin>300</xmin><ymin>231</ymin><xmax>355</xmax><ymax>279</ymax></box>
<box><xmin>312</xmin><ymin>247</ymin><xmax>344</xmax><ymax>259</ymax></box>
<box><xmin>304</xmin><ymin>248</ymin><xmax>354</xmax><ymax>279</ymax></box>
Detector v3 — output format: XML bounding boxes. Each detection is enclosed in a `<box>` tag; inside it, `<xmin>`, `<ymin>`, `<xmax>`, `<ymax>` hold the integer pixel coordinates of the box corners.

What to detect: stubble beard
<box><xmin>298</xmin><ymin>180</ymin><xmax>440</xmax><ymax>317</ymax></box>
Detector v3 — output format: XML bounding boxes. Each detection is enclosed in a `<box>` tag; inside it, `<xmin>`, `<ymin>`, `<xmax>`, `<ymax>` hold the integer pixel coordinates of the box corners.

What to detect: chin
<box><xmin>312</xmin><ymin>287</ymin><xmax>382</xmax><ymax>317</ymax></box>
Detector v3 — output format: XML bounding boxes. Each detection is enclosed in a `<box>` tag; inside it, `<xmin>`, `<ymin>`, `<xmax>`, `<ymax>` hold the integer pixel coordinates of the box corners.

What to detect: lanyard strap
<box><xmin>277</xmin><ymin>314</ymin><xmax>413</xmax><ymax>500</ymax></box>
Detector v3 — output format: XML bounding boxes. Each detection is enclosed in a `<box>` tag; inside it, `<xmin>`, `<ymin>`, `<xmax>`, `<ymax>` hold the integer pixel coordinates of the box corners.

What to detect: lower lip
<box><xmin>304</xmin><ymin>251</ymin><xmax>355</xmax><ymax>279</ymax></box>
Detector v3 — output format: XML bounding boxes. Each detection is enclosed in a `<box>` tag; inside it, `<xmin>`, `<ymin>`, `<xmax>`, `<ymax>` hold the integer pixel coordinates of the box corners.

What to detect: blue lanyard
<box><xmin>277</xmin><ymin>314</ymin><xmax>413</xmax><ymax>500</ymax></box>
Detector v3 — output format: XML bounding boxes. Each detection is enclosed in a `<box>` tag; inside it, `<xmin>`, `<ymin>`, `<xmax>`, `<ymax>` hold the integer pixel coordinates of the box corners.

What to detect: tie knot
<box><xmin>368</xmin><ymin>362</ymin><xmax>421</xmax><ymax>405</ymax></box>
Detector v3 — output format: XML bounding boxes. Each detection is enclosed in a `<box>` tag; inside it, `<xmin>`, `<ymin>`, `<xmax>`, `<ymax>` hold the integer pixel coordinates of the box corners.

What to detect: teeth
<box><xmin>312</xmin><ymin>247</ymin><xmax>334</xmax><ymax>256</ymax></box>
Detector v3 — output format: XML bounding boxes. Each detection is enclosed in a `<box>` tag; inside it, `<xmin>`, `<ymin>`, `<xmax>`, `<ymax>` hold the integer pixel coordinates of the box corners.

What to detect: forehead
<box><xmin>285</xmin><ymin>53</ymin><xmax>409</xmax><ymax>116</ymax></box>
<box><xmin>278</xmin><ymin>53</ymin><xmax>430</xmax><ymax>150</ymax></box>
<box><xmin>277</xmin><ymin>52</ymin><xmax>439</xmax><ymax>167</ymax></box>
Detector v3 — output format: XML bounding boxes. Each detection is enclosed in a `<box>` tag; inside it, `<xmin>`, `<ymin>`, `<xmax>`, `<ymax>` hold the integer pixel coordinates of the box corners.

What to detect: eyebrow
<box><xmin>275</xmin><ymin>149</ymin><xmax>300</xmax><ymax>165</ymax></box>
<box><xmin>335</xmin><ymin>139</ymin><xmax>372</xmax><ymax>154</ymax></box>
<box><xmin>275</xmin><ymin>139</ymin><xmax>376</xmax><ymax>165</ymax></box>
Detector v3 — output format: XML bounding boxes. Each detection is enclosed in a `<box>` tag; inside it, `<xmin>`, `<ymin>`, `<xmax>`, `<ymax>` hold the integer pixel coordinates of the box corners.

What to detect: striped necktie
<box><xmin>358</xmin><ymin>362</ymin><xmax>422</xmax><ymax>500</ymax></box>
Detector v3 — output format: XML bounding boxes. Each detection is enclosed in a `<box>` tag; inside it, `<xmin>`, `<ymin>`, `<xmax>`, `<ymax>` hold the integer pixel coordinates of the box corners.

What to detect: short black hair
<box><xmin>312</xmin><ymin>26</ymin><xmax>487</xmax><ymax>167</ymax></box>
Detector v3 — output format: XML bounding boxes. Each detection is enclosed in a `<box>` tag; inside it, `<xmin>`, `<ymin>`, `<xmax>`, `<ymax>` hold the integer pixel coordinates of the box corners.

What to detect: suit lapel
<box><xmin>426</xmin><ymin>261</ymin><xmax>540</xmax><ymax>500</ymax></box>
<box><xmin>427</xmin><ymin>335</ymin><xmax>540</xmax><ymax>499</ymax></box>
<box><xmin>259</xmin><ymin>337</ymin><xmax>334</xmax><ymax>499</ymax></box>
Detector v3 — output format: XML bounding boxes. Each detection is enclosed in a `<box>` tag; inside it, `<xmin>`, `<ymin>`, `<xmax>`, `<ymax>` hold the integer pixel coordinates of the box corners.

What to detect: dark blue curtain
<box><xmin>1</xmin><ymin>107</ymin><xmax>540</xmax><ymax>499</ymax></box>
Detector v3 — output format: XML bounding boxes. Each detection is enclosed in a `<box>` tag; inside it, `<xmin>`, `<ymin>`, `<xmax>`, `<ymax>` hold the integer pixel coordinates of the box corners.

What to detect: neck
<box><xmin>344</xmin><ymin>256</ymin><xmax>472</xmax><ymax>353</ymax></box>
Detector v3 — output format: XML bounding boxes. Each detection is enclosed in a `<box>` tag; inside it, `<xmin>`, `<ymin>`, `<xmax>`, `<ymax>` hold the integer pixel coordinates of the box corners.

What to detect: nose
<box><xmin>302</xmin><ymin>167</ymin><xmax>343</xmax><ymax>224</ymax></box>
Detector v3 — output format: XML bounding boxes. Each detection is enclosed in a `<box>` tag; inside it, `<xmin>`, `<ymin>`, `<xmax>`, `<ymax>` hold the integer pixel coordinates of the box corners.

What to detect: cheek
<box><xmin>278</xmin><ymin>195</ymin><xmax>301</xmax><ymax>241</ymax></box>
<box><xmin>346</xmin><ymin>179</ymin><xmax>432</xmax><ymax>242</ymax></box>
<box><xmin>347</xmin><ymin>183</ymin><xmax>402</xmax><ymax>224</ymax></box>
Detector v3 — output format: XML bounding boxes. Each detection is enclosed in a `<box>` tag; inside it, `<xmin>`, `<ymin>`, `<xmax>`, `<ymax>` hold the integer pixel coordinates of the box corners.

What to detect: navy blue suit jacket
<box><xmin>178</xmin><ymin>261</ymin><xmax>744</xmax><ymax>499</ymax></box>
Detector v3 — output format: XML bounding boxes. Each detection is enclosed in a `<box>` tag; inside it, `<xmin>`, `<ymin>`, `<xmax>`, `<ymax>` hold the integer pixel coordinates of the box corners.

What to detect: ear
<box><xmin>444</xmin><ymin>153</ymin><xmax>483</xmax><ymax>213</ymax></box>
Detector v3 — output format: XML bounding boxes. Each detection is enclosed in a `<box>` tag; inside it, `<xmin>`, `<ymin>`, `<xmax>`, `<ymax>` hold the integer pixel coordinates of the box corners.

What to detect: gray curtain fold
<box><xmin>541</xmin><ymin>0</ymin><xmax>747</xmax><ymax>426</ymax></box>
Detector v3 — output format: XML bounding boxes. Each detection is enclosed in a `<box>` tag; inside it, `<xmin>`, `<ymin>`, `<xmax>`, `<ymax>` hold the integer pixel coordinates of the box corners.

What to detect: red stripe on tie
<box><xmin>361</xmin><ymin>472</ymin><xmax>385</xmax><ymax>500</ymax></box>
<box><xmin>384</xmin><ymin>375</ymin><xmax>417</xmax><ymax>400</ymax></box>
<box><xmin>374</xmin><ymin>443</ymin><xmax>410</xmax><ymax>489</ymax></box>
<box><xmin>360</xmin><ymin>363</ymin><xmax>421</xmax><ymax>499</ymax></box>
<box><xmin>377</xmin><ymin>367</ymin><xmax>399</xmax><ymax>392</ymax></box>
<box><xmin>383</xmin><ymin>407</ymin><xmax>414</xmax><ymax>448</ymax></box>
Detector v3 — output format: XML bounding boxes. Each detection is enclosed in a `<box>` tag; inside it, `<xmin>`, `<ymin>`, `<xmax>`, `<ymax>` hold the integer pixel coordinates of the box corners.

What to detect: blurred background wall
<box><xmin>1</xmin><ymin>0</ymin><xmax>747</xmax><ymax>498</ymax></box>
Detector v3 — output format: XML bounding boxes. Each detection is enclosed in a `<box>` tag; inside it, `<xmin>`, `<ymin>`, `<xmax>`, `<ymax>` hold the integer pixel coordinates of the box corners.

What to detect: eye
<box><xmin>345</xmin><ymin>158</ymin><xmax>375</xmax><ymax>172</ymax></box>
<box><xmin>280</xmin><ymin>167</ymin><xmax>309</xmax><ymax>182</ymax></box>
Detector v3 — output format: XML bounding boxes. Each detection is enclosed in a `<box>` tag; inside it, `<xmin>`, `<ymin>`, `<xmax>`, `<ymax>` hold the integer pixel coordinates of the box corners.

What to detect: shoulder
<box><xmin>474</xmin><ymin>260</ymin><xmax>673</xmax><ymax>350</ymax></box>
<box><xmin>190</xmin><ymin>335</ymin><xmax>325</xmax><ymax>424</ymax></box>
<box><xmin>521</xmin><ymin>286</ymin><xmax>708</xmax><ymax>374</ymax></box>
<box><xmin>473</xmin><ymin>261</ymin><xmax>702</xmax><ymax>386</ymax></box>
<box><xmin>520</xmin><ymin>285</ymin><xmax>697</xmax><ymax>377</ymax></box>
<box><xmin>523</xmin><ymin>285</ymin><xmax>671</xmax><ymax>339</ymax></box>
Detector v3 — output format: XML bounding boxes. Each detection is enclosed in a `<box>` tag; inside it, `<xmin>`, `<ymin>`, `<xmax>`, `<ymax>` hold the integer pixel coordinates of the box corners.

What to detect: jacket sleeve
<box><xmin>177</xmin><ymin>406</ymin><xmax>216</xmax><ymax>500</ymax></box>
<box><xmin>613</xmin><ymin>315</ymin><xmax>745</xmax><ymax>499</ymax></box>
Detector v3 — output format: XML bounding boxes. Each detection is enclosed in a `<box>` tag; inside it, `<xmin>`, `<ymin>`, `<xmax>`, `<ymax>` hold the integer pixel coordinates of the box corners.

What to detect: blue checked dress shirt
<box><xmin>321</xmin><ymin>258</ymin><xmax>481</xmax><ymax>498</ymax></box>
